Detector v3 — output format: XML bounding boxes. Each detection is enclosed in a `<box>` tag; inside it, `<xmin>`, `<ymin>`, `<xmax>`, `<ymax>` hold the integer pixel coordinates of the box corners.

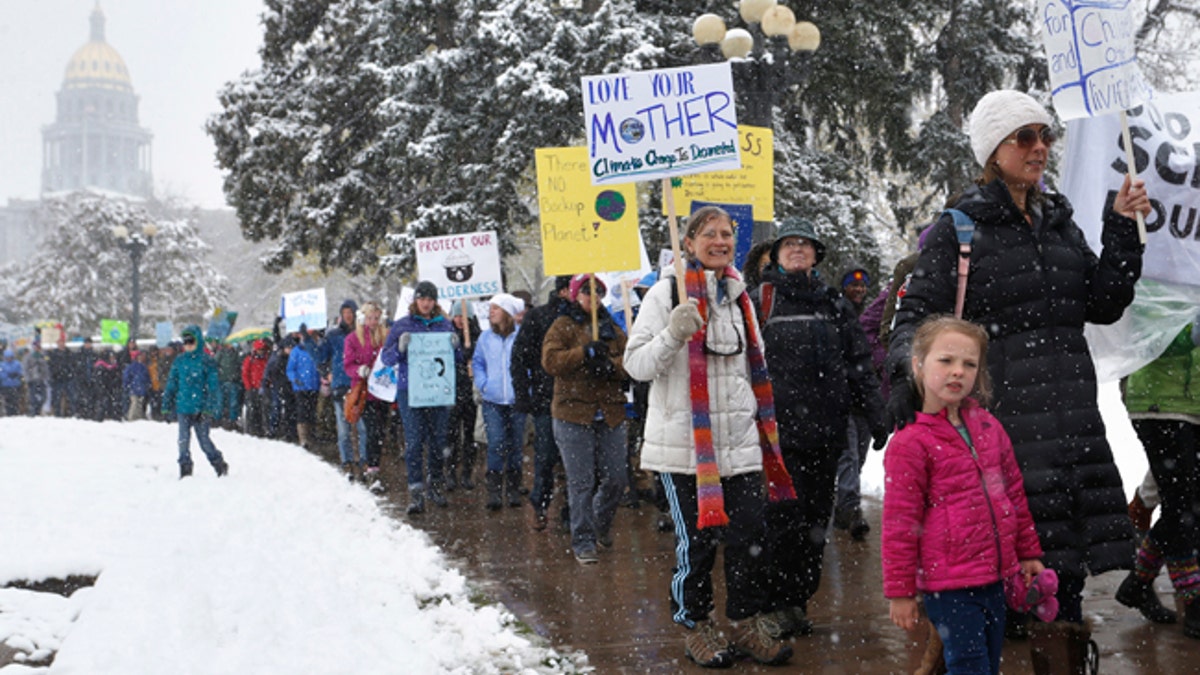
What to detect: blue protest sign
<box><xmin>407</xmin><ymin>333</ymin><xmax>455</xmax><ymax>408</ymax></box>
<box><xmin>155</xmin><ymin>322</ymin><xmax>173</xmax><ymax>348</ymax></box>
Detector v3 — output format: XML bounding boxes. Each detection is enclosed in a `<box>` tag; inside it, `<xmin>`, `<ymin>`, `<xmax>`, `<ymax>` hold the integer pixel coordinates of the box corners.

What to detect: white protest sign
<box><xmin>1040</xmin><ymin>0</ymin><xmax>1153</xmax><ymax>120</ymax></box>
<box><xmin>414</xmin><ymin>231</ymin><xmax>503</xmax><ymax>301</ymax></box>
<box><xmin>1060</xmin><ymin>91</ymin><xmax>1200</xmax><ymax>288</ymax></box>
<box><xmin>281</xmin><ymin>288</ymin><xmax>327</xmax><ymax>334</ymax></box>
<box><xmin>407</xmin><ymin>333</ymin><xmax>455</xmax><ymax>408</ymax></box>
<box><xmin>367</xmin><ymin>349</ymin><xmax>398</xmax><ymax>402</ymax></box>
<box><xmin>582</xmin><ymin>62</ymin><xmax>740</xmax><ymax>185</ymax></box>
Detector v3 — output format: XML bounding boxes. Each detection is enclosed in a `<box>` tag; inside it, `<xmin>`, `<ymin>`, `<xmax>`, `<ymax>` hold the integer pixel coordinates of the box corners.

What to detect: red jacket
<box><xmin>242</xmin><ymin>353</ymin><xmax>268</xmax><ymax>390</ymax></box>
<box><xmin>882</xmin><ymin>399</ymin><xmax>1042</xmax><ymax>598</ymax></box>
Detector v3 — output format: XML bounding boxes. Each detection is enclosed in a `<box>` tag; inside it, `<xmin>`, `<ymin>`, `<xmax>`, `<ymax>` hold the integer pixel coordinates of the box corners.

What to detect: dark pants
<box><xmin>50</xmin><ymin>380</ymin><xmax>69</xmax><ymax>416</ymax></box>
<box><xmin>1135</xmin><ymin>420</ymin><xmax>1200</xmax><ymax>559</ymax></box>
<box><xmin>661</xmin><ymin>471</ymin><xmax>768</xmax><ymax>626</ymax></box>
<box><xmin>0</xmin><ymin>387</ymin><xmax>19</xmax><ymax>415</ymax></box>
<box><xmin>361</xmin><ymin>399</ymin><xmax>391</xmax><ymax>469</ymax></box>
<box><xmin>25</xmin><ymin>382</ymin><xmax>46</xmax><ymax>415</ymax></box>
<box><xmin>924</xmin><ymin>582</ymin><xmax>1006</xmax><ymax>675</ymax></box>
<box><xmin>763</xmin><ymin>444</ymin><xmax>840</xmax><ymax>611</ymax></box>
<box><xmin>294</xmin><ymin>389</ymin><xmax>318</xmax><ymax>425</ymax></box>
<box><xmin>244</xmin><ymin>389</ymin><xmax>268</xmax><ymax>437</ymax></box>
<box><xmin>447</xmin><ymin>396</ymin><xmax>477</xmax><ymax>478</ymax></box>
<box><xmin>529</xmin><ymin>413</ymin><xmax>562</xmax><ymax>513</ymax></box>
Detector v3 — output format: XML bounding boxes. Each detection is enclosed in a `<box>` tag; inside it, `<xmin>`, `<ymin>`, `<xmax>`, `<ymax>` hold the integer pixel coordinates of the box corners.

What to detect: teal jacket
<box><xmin>1125</xmin><ymin>324</ymin><xmax>1200</xmax><ymax>418</ymax></box>
<box><xmin>162</xmin><ymin>325</ymin><xmax>221</xmax><ymax>416</ymax></box>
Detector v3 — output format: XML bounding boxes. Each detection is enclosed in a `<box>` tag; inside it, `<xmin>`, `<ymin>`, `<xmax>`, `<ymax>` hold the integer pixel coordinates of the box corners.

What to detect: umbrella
<box><xmin>224</xmin><ymin>327</ymin><xmax>272</xmax><ymax>344</ymax></box>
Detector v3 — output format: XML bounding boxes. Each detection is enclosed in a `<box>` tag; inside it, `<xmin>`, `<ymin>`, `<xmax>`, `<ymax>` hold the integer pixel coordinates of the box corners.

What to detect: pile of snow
<box><xmin>0</xmin><ymin>418</ymin><xmax>583</xmax><ymax>674</ymax></box>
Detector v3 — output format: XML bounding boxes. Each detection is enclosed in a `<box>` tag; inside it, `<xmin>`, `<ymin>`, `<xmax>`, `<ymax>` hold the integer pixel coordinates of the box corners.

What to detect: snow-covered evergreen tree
<box><xmin>9</xmin><ymin>193</ymin><xmax>230</xmax><ymax>337</ymax></box>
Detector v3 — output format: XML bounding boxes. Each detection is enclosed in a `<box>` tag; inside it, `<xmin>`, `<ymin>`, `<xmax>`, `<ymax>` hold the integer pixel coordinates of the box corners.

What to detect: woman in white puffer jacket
<box><xmin>624</xmin><ymin>206</ymin><xmax>794</xmax><ymax>669</ymax></box>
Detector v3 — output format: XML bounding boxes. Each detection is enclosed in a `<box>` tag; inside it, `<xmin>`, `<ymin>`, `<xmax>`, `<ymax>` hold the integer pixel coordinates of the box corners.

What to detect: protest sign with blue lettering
<box><xmin>582</xmin><ymin>62</ymin><xmax>741</xmax><ymax>185</ymax></box>
<box><xmin>1039</xmin><ymin>0</ymin><xmax>1152</xmax><ymax>120</ymax></box>
<box><xmin>415</xmin><ymin>231</ymin><xmax>503</xmax><ymax>301</ymax></box>
<box><xmin>407</xmin><ymin>333</ymin><xmax>455</xmax><ymax>408</ymax></box>
<box><xmin>281</xmin><ymin>288</ymin><xmax>327</xmax><ymax>334</ymax></box>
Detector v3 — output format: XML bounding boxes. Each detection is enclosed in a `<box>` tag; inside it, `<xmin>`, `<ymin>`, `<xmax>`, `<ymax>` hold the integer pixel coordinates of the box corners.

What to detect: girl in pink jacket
<box><xmin>882</xmin><ymin>317</ymin><xmax>1046</xmax><ymax>674</ymax></box>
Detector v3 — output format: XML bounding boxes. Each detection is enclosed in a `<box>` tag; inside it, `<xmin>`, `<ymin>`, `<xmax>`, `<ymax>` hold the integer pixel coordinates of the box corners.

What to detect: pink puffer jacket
<box><xmin>882</xmin><ymin>399</ymin><xmax>1042</xmax><ymax>598</ymax></box>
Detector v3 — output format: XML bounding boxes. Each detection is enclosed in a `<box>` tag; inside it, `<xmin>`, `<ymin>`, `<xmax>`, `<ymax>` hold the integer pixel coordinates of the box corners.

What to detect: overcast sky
<box><xmin>0</xmin><ymin>1</ymin><xmax>266</xmax><ymax>209</ymax></box>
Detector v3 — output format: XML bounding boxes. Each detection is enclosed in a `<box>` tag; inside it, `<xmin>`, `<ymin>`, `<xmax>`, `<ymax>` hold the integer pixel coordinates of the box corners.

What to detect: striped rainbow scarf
<box><xmin>686</xmin><ymin>261</ymin><xmax>796</xmax><ymax>529</ymax></box>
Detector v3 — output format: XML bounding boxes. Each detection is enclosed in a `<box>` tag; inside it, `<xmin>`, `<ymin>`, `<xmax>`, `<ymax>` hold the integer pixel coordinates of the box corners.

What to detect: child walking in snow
<box><xmin>882</xmin><ymin>316</ymin><xmax>1049</xmax><ymax>674</ymax></box>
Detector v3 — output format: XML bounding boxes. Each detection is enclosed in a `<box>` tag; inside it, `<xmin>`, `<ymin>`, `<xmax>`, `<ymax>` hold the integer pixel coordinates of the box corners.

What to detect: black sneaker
<box><xmin>179</xmin><ymin>463</ymin><xmax>193</xmax><ymax>479</ymax></box>
<box><xmin>214</xmin><ymin>461</ymin><xmax>229</xmax><ymax>477</ymax></box>
<box><xmin>1116</xmin><ymin>573</ymin><xmax>1178</xmax><ymax>624</ymax></box>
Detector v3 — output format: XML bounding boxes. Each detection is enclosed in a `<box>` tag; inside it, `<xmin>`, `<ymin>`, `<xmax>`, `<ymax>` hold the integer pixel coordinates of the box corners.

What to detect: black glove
<box><xmin>583</xmin><ymin>341</ymin><xmax>614</xmax><ymax>379</ymax></box>
<box><xmin>512</xmin><ymin>397</ymin><xmax>532</xmax><ymax>414</ymax></box>
<box><xmin>871</xmin><ymin>422</ymin><xmax>890</xmax><ymax>451</ymax></box>
<box><xmin>883</xmin><ymin>377</ymin><xmax>918</xmax><ymax>434</ymax></box>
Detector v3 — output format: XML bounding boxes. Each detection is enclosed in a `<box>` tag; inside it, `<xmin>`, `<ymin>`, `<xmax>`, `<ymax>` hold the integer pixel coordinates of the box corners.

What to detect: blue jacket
<box><xmin>287</xmin><ymin>344</ymin><xmax>321</xmax><ymax>392</ymax></box>
<box><xmin>123</xmin><ymin>361</ymin><xmax>151</xmax><ymax>397</ymax></box>
<box><xmin>381</xmin><ymin>313</ymin><xmax>457</xmax><ymax>392</ymax></box>
<box><xmin>162</xmin><ymin>326</ymin><xmax>221</xmax><ymax>416</ymax></box>
<box><xmin>324</xmin><ymin>322</ymin><xmax>353</xmax><ymax>393</ymax></box>
<box><xmin>473</xmin><ymin>327</ymin><xmax>519</xmax><ymax>405</ymax></box>
<box><xmin>0</xmin><ymin>357</ymin><xmax>22</xmax><ymax>389</ymax></box>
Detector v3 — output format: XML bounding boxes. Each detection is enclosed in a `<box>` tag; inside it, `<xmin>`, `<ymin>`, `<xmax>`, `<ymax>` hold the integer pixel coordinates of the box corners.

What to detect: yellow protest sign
<box><xmin>536</xmin><ymin>146</ymin><xmax>640</xmax><ymax>275</ymax></box>
<box><xmin>666</xmin><ymin>125</ymin><xmax>773</xmax><ymax>221</ymax></box>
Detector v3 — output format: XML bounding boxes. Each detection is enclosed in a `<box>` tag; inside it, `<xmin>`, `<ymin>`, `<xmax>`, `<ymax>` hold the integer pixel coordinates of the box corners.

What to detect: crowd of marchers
<box><xmin>2</xmin><ymin>89</ymin><xmax>1197</xmax><ymax>675</ymax></box>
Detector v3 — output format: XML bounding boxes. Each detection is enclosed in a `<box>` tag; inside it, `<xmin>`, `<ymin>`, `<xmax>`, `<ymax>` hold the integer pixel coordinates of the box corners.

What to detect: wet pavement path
<box><xmin>317</xmin><ymin>443</ymin><xmax>1199</xmax><ymax>673</ymax></box>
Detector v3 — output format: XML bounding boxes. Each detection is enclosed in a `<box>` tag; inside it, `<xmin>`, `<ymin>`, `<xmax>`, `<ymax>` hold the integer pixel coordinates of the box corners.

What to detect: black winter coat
<box><xmin>756</xmin><ymin>269</ymin><xmax>884</xmax><ymax>449</ymax></box>
<box><xmin>887</xmin><ymin>179</ymin><xmax>1143</xmax><ymax>577</ymax></box>
<box><xmin>511</xmin><ymin>292</ymin><xmax>571</xmax><ymax>416</ymax></box>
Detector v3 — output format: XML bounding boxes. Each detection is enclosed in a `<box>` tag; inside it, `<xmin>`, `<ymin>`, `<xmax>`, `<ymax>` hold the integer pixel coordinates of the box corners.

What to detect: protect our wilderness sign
<box><xmin>1040</xmin><ymin>0</ymin><xmax>1152</xmax><ymax>119</ymax></box>
<box><xmin>535</xmin><ymin>146</ymin><xmax>640</xmax><ymax>276</ymax></box>
<box><xmin>582</xmin><ymin>62</ymin><xmax>741</xmax><ymax>185</ymax></box>
<box><xmin>414</xmin><ymin>231</ymin><xmax>503</xmax><ymax>300</ymax></box>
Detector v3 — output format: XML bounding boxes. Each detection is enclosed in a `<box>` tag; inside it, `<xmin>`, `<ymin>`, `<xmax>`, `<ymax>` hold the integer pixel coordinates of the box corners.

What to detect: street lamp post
<box><xmin>111</xmin><ymin>223</ymin><xmax>157</xmax><ymax>340</ymax></box>
<box><xmin>691</xmin><ymin>0</ymin><xmax>820</xmax><ymax>242</ymax></box>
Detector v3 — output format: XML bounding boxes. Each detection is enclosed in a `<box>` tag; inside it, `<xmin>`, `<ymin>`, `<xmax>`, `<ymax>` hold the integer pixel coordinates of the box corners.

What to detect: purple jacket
<box><xmin>882</xmin><ymin>399</ymin><xmax>1042</xmax><ymax>598</ymax></box>
<box><xmin>859</xmin><ymin>287</ymin><xmax>890</xmax><ymax>398</ymax></box>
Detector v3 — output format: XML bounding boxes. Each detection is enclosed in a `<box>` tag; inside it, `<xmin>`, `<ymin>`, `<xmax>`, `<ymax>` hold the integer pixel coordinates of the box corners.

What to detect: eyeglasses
<box><xmin>780</xmin><ymin>238</ymin><xmax>814</xmax><ymax>250</ymax></box>
<box><xmin>1002</xmin><ymin>126</ymin><xmax>1057</xmax><ymax>149</ymax></box>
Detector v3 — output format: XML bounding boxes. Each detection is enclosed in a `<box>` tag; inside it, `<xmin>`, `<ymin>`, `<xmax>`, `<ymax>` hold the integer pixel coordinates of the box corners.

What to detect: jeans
<box><xmin>397</xmin><ymin>396</ymin><xmax>450</xmax><ymax>487</ymax></box>
<box><xmin>332</xmin><ymin>394</ymin><xmax>368</xmax><ymax>465</ymax></box>
<box><xmin>923</xmin><ymin>582</ymin><xmax>1006</xmax><ymax>675</ymax></box>
<box><xmin>219</xmin><ymin>382</ymin><xmax>242</xmax><ymax>422</ymax></box>
<box><xmin>177</xmin><ymin>414</ymin><xmax>225</xmax><ymax>469</ymax></box>
<box><xmin>552</xmin><ymin>418</ymin><xmax>627</xmax><ymax>553</ymax></box>
<box><xmin>26</xmin><ymin>382</ymin><xmax>47</xmax><ymax>416</ymax></box>
<box><xmin>50</xmin><ymin>381</ymin><xmax>69</xmax><ymax>416</ymax></box>
<box><xmin>529</xmin><ymin>414</ymin><xmax>562</xmax><ymax>512</ymax></box>
<box><xmin>836</xmin><ymin>413</ymin><xmax>871</xmax><ymax>513</ymax></box>
<box><xmin>481</xmin><ymin>401</ymin><xmax>525</xmax><ymax>474</ymax></box>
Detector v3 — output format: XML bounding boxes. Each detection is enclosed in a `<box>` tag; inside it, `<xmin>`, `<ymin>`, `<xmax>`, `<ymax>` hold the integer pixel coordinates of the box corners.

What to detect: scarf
<box><xmin>686</xmin><ymin>260</ymin><xmax>796</xmax><ymax>529</ymax></box>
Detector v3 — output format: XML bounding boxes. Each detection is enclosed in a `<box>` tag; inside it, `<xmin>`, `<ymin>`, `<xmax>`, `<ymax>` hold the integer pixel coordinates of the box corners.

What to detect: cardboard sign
<box><xmin>668</xmin><ymin>126</ymin><xmax>774</xmax><ymax>221</ymax></box>
<box><xmin>414</xmin><ymin>231</ymin><xmax>503</xmax><ymax>301</ymax></box>
<box><xmin>100</xmin><ymin>319</ymin><xmax>129</xmax><ymax>346</ymax></box>
<box><xmin>1040</xmin><ymin>0</ymin><xmax>1153</xmax><ymax>119</ymax></box>
<box><xmin>155</xmin><ymin>322</ymin><xmax>174</xmax><ymax>348</ymax></box>
<box><xmin>1061</xmin><ymin>91</ymin><xmax>1200</xmax><ymax>288</ymax></box>
<box><xmin>407</xmin><ymin>333</ymin><xmax>455</xmax><ymax>408</ymax></box>
<box><xmin>582</xmin><ymin>62</ymin><xmax>741</xmax><ymax>185</ymax></box>
<box><xmin>281</xmin><ymin>288</ymin><xmax>327</xmax><ymax>334</ymax></box>
<box><xmin>536</xmin><ymin>146</ymin><xmax>640</xmax><ymax>275</ymax></box>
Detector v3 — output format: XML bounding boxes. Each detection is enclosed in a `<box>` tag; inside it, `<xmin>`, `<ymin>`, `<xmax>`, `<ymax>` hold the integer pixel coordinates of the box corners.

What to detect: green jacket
<box><xmin>162</xmin><ymin>325</ymin><xmax>221</xmax><ymax>417</ymax></box>
<box><xmin>216</xmin><ymin>347</ymin><xmax>242</xmax><ymax>383</ymax></box>
<box><xmin>1124</xmin><ymin>324</ymin><xmax>1200</xmax><ymax>418</ymax></box>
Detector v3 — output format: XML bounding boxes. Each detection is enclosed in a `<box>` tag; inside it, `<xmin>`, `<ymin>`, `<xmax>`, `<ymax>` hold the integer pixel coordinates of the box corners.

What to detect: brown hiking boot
<box><xmin>683</xmin><ymin>620</ymin><xmax>734</xmax><ymax>668</ymax></box>
<box><xmin>732</xmin><ymin>614</ymin><xmax>793</xmax><ymax>665</ymax></box>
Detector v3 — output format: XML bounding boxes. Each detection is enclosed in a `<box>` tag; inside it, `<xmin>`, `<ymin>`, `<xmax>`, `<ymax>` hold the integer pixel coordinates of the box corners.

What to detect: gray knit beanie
<box><xmin>968</xmin><ymin>90</ymin><xmax>1055</xmax><ymax>167</ymax></box>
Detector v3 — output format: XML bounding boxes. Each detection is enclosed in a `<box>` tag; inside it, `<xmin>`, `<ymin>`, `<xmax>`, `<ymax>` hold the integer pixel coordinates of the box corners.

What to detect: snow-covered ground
<box><xmin>0</xmin><ymin>418</ymin><xmax>583</xmax><ymax>674</ymax></box>
<box><xmin>0</xmin><ymin>382</ymin><xmax>1147</xmax><ymax>674</ymax></box>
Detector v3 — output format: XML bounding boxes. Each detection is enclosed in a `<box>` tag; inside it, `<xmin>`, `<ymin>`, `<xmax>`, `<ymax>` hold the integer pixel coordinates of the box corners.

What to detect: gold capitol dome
<box><xmin>62</xmin><ymin>2</ymin><xmax>132</xmax><ymax>93</ymax></box>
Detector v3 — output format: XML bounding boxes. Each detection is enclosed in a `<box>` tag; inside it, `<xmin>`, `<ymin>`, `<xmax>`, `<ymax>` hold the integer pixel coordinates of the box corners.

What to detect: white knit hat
<box><xmin>968</xmin><ymin>90</ymin><xmax>1055</xmax><ymax>167</ymax></box>
<box><xmin>488</xmin><ymin>293</ymin><xmax>525</xmax><ymax>319</ymax></box>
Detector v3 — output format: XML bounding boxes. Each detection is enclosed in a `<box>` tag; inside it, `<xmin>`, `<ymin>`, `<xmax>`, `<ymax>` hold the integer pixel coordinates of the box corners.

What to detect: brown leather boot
<box><xmin>1030</xmin><ymin>621</ymin><xmax>1098</xmax><ymax>675</ymax></box>
<box><xmin>914</xmin><ymin>618</ymin><xmax>947</xmax><ymax>675</ymax></box>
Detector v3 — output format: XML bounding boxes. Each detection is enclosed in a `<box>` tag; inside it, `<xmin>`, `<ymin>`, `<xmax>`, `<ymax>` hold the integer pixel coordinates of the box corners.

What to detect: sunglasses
<box><xmin>1002</xmin><ymin>126</ymin><xmax>1057</xmax><ymax>149</ymax></box>
<box><xmin>181</xmin><ymin>336</ymin><xmax>197</xmax><ymax>345</ymax></box>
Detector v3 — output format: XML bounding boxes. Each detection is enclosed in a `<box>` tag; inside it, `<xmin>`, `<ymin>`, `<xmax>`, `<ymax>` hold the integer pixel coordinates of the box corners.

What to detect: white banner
<box><xmin>1061</xmin><ymin>91</ymin><xmax>1200</xmax><ymax>287</ymax></box>
<box><xmin>280</xmin><ymin>288</ymin><xmax>327</xmax><ymax>335</ymax></box>
<box><xmin>1040</xmin><ymin>0</ymin><xmax>1153</xmax><ymax>120</ymax></box>
<box><xmin>1062</xmin><ymin>90</ymin><xmax>1200</xmax><ymax>380</ymax></box>
<box><xmin>582</xmin><ymin>62</ymin><xmax>741</xmax><ymax>185</ymax></box>
<box><xmin>414</xmin><ymin>231</ymin><xmax>503</xmax><ymax>301</ymax></box>
<box><xmin>366</xmin><ymin>349</ymin><xmax>398</xmax><ymax>402</ymax></box>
